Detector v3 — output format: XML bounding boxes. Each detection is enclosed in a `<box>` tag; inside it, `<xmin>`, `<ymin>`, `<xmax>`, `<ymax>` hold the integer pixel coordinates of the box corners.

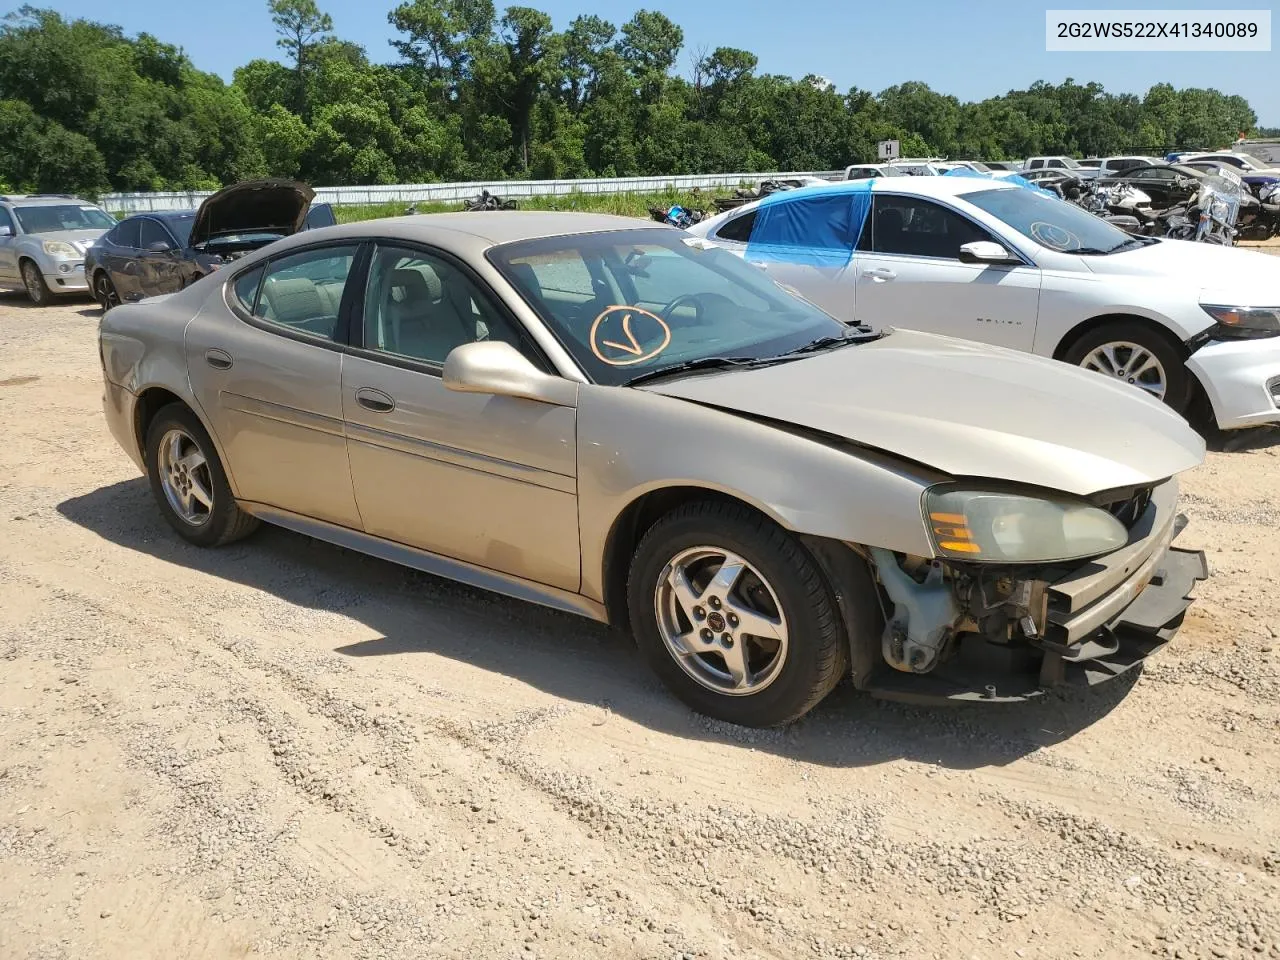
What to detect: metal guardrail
<box><xmin>101</xmin><ymin>171</ymin><xmax>844</xmax><ymax>213</ymax></box>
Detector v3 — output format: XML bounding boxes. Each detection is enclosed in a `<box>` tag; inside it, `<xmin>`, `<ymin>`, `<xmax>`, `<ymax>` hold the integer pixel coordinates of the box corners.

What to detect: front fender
<box><xmin>575</xmin><ymin>385</ymin><xmax>944</xmax><ymax>604</ymax></box>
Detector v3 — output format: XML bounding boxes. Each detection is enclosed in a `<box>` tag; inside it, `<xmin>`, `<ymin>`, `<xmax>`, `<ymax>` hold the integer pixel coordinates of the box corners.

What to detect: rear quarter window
<box><xmin>231</xmin><ymin>265</ymin><xmax>265</xmax><ymax>312</ymax></box>
<box><xmin>714</xmin><ymin>210</ymin><xmax>757</xmax><ymax>243</ymax></box>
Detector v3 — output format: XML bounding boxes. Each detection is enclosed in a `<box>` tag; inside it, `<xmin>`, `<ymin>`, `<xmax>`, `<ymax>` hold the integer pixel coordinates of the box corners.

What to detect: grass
<box><xmin>331</xmin><ymin>187</ymin><xmax>737</xmax><ymax>224</ymax></box>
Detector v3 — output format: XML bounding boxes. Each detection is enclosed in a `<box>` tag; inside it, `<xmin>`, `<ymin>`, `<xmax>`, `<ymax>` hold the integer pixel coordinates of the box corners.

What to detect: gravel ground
<box><xmin>1</xmin><ymin>286</ymin><xmax>1279</xmax><ymax>960</ymax></box>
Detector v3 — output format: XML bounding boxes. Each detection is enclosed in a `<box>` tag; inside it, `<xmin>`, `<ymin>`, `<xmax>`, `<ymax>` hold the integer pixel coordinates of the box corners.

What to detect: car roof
<box><xmin>254</xmin><ymin>210</ymin><xmax>660</xmax><ymax>259</ymax></box>
<box><xmin>125</xmin><ymin>210</ymin><xmax>197</xmax><ymax>221</ymax></box>
<box><xmin>0</xmin><ymin>195</ymin><xmax>93</xmax><ymax>206</ymax></box>
<box><xmin>703</xmin><ymin>176</ymin><xmax>1020</xmax><ymax>225</ymax></box>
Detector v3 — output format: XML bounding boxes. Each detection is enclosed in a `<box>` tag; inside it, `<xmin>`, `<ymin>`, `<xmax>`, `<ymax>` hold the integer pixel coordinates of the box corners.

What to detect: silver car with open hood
<box><xmin>97</xmin><ymin>213</ymin><xmax>1208</xmax><ymax>726</ymax></box>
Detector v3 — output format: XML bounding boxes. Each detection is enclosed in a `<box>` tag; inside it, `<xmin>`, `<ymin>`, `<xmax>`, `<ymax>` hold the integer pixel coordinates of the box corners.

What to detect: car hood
<box><xmin>641</xmin><ymin>330</ymin><xmax>1204</xmax><ymax>497</ymax></box>
<box><xmin>189</xmin><ymin>179</ymin><xmax>316</xmax><ymax>247</ymax></box>
<box><xmin>1081</xmin><ymin>239</ymin><xmax>1280</xmax><ymax>299</ymax></box>
<box><xmin>33</xmin><ymin>228</ymin><xmax>108</xmax><ymax>250</ymax></box>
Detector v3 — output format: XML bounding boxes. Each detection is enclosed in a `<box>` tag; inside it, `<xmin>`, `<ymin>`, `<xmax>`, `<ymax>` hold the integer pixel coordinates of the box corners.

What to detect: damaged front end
<box><xmin>858</xmin><ymin>478</ymin><xmax>1207</xmax><ymax>704</ymax></box>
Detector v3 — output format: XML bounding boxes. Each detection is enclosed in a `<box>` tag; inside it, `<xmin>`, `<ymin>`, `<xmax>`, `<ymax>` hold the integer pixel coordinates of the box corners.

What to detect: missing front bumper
<box><xmin>863</xmin><ymin>545</ymin><xmax>1208</xmax><ymax>706</ymax></box>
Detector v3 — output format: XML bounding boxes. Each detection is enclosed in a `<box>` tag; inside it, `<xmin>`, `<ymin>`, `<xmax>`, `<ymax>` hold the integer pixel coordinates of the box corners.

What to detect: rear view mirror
<box><xmin>958</xmin><ymin>240</ymin><xmax>1020</xmax><ymax>265</ymax></box>
<box><xmin>442</xmin><ymin>341</ymin><xmax>577</xmax><ymax>407</ymax></box>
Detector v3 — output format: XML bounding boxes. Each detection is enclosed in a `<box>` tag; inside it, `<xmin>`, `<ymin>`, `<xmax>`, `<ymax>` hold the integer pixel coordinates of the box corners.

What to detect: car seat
<box><xmin>383</xmin><ymin>268</ymin><xmax>473</xmax><ymax>361</ymax></box>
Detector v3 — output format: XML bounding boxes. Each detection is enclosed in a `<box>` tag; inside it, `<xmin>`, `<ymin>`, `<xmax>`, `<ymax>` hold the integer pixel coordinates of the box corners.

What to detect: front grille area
<box><xmin>1101</xmin><ymin>486</ymin><xmax>1154</xmax><ymax>530</ymax></box>
<box><xmin>1268</xmin><ymin>375</ymin><xmax>1280</xmax><ymax>408</ymax></box>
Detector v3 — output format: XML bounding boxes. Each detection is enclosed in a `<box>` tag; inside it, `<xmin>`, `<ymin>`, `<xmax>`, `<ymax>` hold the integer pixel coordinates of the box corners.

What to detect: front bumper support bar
<box><xmin>863</xmin><ymin>543</ymin><xmax>1208</xmax><ymax>707</ymax></box>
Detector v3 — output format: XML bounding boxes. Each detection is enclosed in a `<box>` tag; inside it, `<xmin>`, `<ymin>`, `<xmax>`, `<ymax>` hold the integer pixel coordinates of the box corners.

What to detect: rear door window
<box><xmin>112</xmin><ymin>219</ymin><xmax>142</xmax><ymax>249</ymax></box>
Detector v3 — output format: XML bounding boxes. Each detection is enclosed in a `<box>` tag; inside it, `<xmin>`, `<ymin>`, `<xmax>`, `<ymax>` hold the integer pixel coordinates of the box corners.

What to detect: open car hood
<box><xmin>642</xmin><ymin>329</ymin><xmax>1205</xmax><ymax>497</ymax></box>
<box><xmin>188</xmin><ymin>179</ymin><xmax>316</xmax><ymax>247</ymax></box>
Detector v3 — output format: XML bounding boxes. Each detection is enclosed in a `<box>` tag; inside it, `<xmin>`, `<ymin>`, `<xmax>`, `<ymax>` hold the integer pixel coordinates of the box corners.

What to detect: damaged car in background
<box><xmin>98</xmin><ymin>213</ymin><xmax>1207</xmax><ymax>726</ymax></box>
<box><xmin>85</xmin><ymin>179</ymin><xmax>335</xmax><ymax>310</ymax></box>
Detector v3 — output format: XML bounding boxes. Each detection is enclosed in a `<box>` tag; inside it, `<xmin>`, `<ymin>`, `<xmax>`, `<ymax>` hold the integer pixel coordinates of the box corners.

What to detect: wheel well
<box><xmin>133</xmin><ymin>388</ymin><xmax>189</xmax><ymax>466</ymax></box>
<box><xmin>600</xmin><ymin>487</ymin><xmax>772</xmax><ymax>628</ymax></box>
<box><xmin>1052</xmin><ymin>313</ymin><xmax>1187</xmax><ymax>362</ymax></box>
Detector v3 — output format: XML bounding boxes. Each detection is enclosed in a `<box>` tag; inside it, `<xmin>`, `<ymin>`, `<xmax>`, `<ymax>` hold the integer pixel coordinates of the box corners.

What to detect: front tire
<box><xmin>627</xmin><ymin>500</ymin><xmax>847</xmax><ymax>727</ymax></box>
<box><xmin>1062</xmin><ymin>321</ymin><xmax>1191</xmax><ymax>413</ymax></box>
<box><xmin>20</xmin><ymin>260</ymin><xmax>51</xmax><ymax>306</ymax></box>
<box><xmin>144</xmin><ymin>403</ymin><xmax>259</xmax><ymax>547</ymax></box>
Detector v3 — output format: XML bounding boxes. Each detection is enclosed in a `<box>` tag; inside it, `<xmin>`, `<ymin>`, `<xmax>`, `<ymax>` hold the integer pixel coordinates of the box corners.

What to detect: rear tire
<box><xmin>627</xmin><ymin>500</ymin><xmax>846</xmax><ymax>727</ymax></box>
<box><xmin>94</xmin><ymin>271</ymin><xmax>119</xmax><ymax>312</ymax></box>
<box><xmin>144</xmin><ymin>403</ymin><xmax>259</xmax><ymax>547</ymax></box>
<box><xmin>20</xmin><ymin>260</ymin><xmax>51</xmax><ymax>306</ymax></box>
<box><xmin>1062</xmin><ymin>321</ymin><xmax>1191</xmax><ymax>414</ymax></box>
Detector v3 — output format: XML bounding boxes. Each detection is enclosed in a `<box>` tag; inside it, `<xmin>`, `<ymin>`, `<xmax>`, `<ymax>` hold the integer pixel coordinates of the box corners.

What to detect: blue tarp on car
<box><xmin>745</xmin><ymin>181</ymin><xmax>872</xmax><ymax>266</ymax></box>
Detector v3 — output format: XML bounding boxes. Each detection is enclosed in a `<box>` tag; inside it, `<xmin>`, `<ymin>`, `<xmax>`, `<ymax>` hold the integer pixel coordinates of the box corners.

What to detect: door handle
<box><xmin>205</xmin><ymin>349</ymin><xmax>233</xmax><ymax>370</ymax></box>
<box><xmin>864</xmin><ymin>267</ymin><xmax>897</xmax><ymax>281</ymax></box>
<box><xmin>355</xmin><ymin>388</ymin><xmax>395</xmax><ymax>413</ymax></box>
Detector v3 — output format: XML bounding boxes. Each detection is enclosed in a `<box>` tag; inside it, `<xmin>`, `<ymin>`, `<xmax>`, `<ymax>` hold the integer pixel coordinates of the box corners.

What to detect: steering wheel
<box><xmin>659</xmin><ymin>292</ymin><xmax>706</xmax><ymax>321</ymax></box>
<box><xmin>659</xmin><ymin>291</ymin><xmax>743</xmax><ymax>324</ymax></box>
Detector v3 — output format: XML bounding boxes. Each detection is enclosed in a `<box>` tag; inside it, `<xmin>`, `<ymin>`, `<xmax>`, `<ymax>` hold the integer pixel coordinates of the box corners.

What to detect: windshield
<box><xmin>13</xmin><ymin>204</ymin><xmax>115</xmax><ymax>234</ymax></box>
<box><xmin>963</xmin><ymin>187</ymin><xmax>1134</xmax><ymax>254</ymax></box>
<box><xmin>1238</xmin><ymin>153</ymin><xmax>1268</xmax><ymax>169</ymax></box>
<box><xmin>489</xmin><ymin>229</ymin><xmax>851</xmax><ymax>387</ymax></box>
<box><xmin>1078</xmin><ymin>159</ymin><xmax>1102</xmax><ymax>168</ymax></box>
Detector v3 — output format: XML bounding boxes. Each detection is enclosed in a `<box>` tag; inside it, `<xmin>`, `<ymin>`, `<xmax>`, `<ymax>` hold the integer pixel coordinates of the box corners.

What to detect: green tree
<box><xmin>268</xmin><ymin>0</ymin><xmax>333</xmax><ymax>114</ymax></box>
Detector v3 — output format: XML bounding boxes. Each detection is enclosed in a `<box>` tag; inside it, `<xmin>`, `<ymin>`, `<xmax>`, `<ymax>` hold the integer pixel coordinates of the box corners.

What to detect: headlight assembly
<box><xmin>925</xmin><ymin>488</ymin><xmax>1128</xmax><ymax>563</ymax></box>
<box><xmin>42</xmin><ymin>240</ymin><xmax>80</xmax><ymax>258</ymax></box>
<box><xmin>1202</xmin><ymin>304</ymin><xmax>1280</xmax><ymax>339</ymax></box>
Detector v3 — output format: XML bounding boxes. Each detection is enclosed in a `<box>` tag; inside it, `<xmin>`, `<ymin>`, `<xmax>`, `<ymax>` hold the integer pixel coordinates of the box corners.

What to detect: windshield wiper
<box><xmin>624</xmin><ymin>357</ymin><xmax>764</xmax><ymax>387</ymax></box>
<box><xmin>779</xmin><ymin>326</ymin><xmax>882</xmax><ymax>356</ymax></box>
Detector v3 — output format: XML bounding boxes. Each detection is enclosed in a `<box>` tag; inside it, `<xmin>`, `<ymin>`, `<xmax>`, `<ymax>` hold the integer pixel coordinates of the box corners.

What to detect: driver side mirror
<box><xmin>442</xmin><ymin>341</ymin><xmax>577</xmax><ymax>407</ymax></box>
<box><xmin>146</xmin><ymin>239</ymin><xmax>174</xmax><ymax>253</ymax></box>
<box><xmin>0</xmin><ymin>224</ymin><xmax>11</xmax><ymax>238</ymax></box>
<box><xmin>958</xmin><ymin>240</ymin><xmax>1020</xmax><ymax>265</ymax></box>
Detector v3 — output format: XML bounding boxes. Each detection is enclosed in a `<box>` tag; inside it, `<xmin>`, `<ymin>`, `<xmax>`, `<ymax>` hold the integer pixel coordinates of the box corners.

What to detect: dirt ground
<box><xmin>1</xmin><ymin>285</ymin><xmax>1278</xmax><ymax>960</ymax></box>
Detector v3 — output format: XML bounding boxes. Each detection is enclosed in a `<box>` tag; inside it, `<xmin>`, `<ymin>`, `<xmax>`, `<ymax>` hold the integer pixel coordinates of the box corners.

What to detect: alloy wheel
<box><xmin>95</xmin><ymin>273</ymin><xmax>119</xmax><ymax>311</ymax></box>
<box><xmin>1079</xmin><ymin>341</ymin><xmax>1167</xmax><ymax>400</ymax></box>
<box><xmin>653</xmin><ymin>546</ymin><xmax>789</xmax><ymax>696</ymax></box>
<box><xmin>156</xmin><ymin>428</ymin><xmax>215</xmax><ymax>526</ymax></box>
<box><xmin>21</xmin><ymin>262</ymin><xmax>47</xmax><ymax>305</ymax></box>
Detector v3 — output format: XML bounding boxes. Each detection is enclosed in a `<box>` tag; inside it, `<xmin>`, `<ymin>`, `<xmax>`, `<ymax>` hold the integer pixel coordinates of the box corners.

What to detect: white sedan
<box><xmin>689</xmin><ymin>177</ymin><xmax>1280</xmax><ymax>430</ymax></box>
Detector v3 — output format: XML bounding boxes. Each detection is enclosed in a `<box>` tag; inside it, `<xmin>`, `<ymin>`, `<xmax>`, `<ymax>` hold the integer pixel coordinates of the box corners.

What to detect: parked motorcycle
<box><xmin>1179</xmin><ymin>174</ymin><xmax>1242</xmax><ymax>245</ymax></box>
<box><xmin>1235</xmin><ymin>181</ymin><xmax>1279</xmax><ymax>241</ymax></box>
<box><xmin>648</xmin><ymin>204</ymin><xmax>706</xmax><ymax>229</ymax></box>
<box><xmin>462</xmin><ymin>189</ymin><xmax>518</xmax><ymax>211</ymax></box>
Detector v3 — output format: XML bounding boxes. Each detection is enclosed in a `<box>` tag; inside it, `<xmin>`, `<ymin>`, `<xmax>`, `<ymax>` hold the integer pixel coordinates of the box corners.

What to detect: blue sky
<box><xmin>26</xmin><ymin>0</ymin><xmax>1280</xmax><ymax>125</ymax></box>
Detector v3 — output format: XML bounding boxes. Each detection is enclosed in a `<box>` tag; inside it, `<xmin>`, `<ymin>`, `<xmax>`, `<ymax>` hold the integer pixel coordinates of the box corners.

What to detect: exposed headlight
<box><xmin>925</xmin><ymin>488</ymin><xmax>1128</xmax><ymax>563</ymax></box>
<box><xmin>42</xmin><ymin>240</ymin><xmax>80</xmax><ymax>258</ymax></box>
<box><xmin>1202</xmin><ymin>304</ymin><xmax>1280</xmax><ymax>339</ymax></box>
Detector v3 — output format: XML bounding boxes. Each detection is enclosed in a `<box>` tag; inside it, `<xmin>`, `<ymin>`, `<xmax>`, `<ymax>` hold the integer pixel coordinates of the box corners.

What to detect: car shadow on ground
<box><xmin>59</xmin><ymin>478</ymin><xmax>1140</xmax><ymax>771</ymax></box>
<box><xmin>1204</xmin><ymin>424</ymin><xmax>1280</xmax><ymax>453</ymax></box>
<box><xmin>0</xmin><ymin>289</ymin><xmax>97</xmax><ymax>312</ymax></box>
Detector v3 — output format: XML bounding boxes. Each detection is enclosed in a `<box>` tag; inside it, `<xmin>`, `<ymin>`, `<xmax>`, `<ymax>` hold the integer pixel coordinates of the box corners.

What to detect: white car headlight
<box><xmin>926</xmin><ymin>488</ymin><xmax>1128</xmax><ymax>563</ymax></box>
<box><xmin>42</xmin><ymin>240</ymin><xmax>80</xmax><ymax>258</ymax></box>
<box><xmin>1202</xmin><ymin>304</ymin><xmax>1280</xmax><ymax>338</ymax></box>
